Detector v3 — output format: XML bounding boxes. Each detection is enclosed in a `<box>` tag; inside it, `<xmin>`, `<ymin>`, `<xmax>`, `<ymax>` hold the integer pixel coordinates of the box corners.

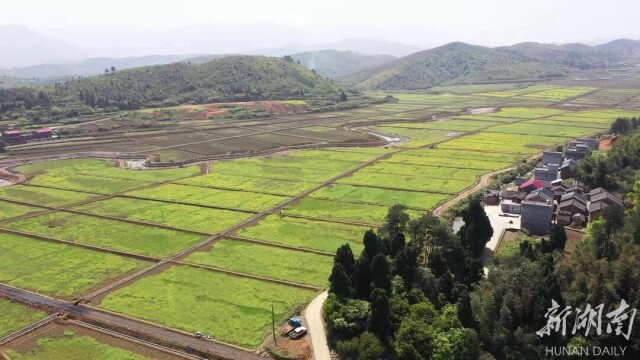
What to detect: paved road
<box><xmin>305</xmin><ymin>291</ymin><xmax>330</xmax><ymax>360</ymax></box>
<box><xmin>0</xmin><ymin>284</ymin><xmax>261</xmax><ymax>360</ymax></box>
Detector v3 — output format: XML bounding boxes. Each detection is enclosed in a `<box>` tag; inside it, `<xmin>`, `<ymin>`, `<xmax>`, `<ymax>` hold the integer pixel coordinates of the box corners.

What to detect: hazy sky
<box><xmin>3</xmin><ymin>0</ymin><xmax>640</xmax><ymax>56</ymax></box>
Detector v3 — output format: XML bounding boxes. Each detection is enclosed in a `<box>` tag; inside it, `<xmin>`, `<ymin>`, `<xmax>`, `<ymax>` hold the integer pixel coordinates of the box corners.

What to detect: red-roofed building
<box><xmin>31</xmin><ymin>128</ymin><xmax>54</xmax><ymax>140</ymax></box>
<box><xmin>519</xmin><ymin>179</ymin><xmax>544</xmax><ymax>194</ymax></box>
<box><xmin>1</xmin><ymin>129</ymin><xmax>23</xmax><ymax>144</ymax></box>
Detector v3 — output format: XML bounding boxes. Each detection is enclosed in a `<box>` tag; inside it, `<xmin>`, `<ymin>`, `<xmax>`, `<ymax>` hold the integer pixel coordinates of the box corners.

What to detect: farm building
<box><xmin>534</xmin><ymin>166</ymin><xmax>558</xmax><ymax>182</ymax></box>
<box><xmin>501</xmin><ymin>199</ymin><xmax>521</xmax><ymax>214</ymax></box>
<box><xmin>542</xmin><ymin>151</ymin><xmax>563</xmax><ymax>166</ymax></box>
<box><xmin>1</xmin><ymin>129</ymin><xmax>23</xmax><ymax>145</ymax></box>
<box><xmin>483</xmin><ymin>190</ymin><xmax>500</xmax><ymax>205</ymax></box>
<box><xmin>521</xmin><ymin>200</ymin><xmax>553</xmax><ymax>235</ymax></box>
<box><xmin>31</xmin><ymin>128</ymin><xmax>54</xmax><ymax>140</ymax></box>
<box><xmin>520</xmin><ymin>179</ymin><xmax>544</xmax><ymax>194</ymax></box>
<box><xmin>559</xmin><ymin>158</ymin><xmax>579</xmax><ymax>179</ymax></box>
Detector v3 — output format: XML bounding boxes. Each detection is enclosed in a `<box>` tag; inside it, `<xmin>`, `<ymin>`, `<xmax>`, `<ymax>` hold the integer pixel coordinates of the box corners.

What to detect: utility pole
<box><xmin>272</xmin><ymin>304</ymin><xmax>277</xmax><ymax>346</ymax></box>
<box><xmin>48</xmin><ymin>213</ymin><xmax>52</xmax><ymax>228</ymax></box>
<box><xmin>161</xmin><ymin>210</ymin><xmax>164</xmax><ymax>223</ymax></box>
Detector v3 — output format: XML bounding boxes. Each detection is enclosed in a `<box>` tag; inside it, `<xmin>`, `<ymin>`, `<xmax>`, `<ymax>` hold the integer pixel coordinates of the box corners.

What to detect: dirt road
<box><xmin>305</xmin><ymin>291</ymin><xmax>330</xmax><ymax>360</ymax></box>
<box><xmin>433</xmin><ymin>166</ymin><xmax>515</xmax><ymax>216</ymax></box>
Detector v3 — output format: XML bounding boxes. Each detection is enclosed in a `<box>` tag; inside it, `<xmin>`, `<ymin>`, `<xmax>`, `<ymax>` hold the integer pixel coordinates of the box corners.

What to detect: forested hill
<box><xmin>341</xmin><ymin>39</ymin><xmax>640</xmax><ymax>90</ymax></box>
<box><xmin>0</xmin><ymin>56</ymin><xmax>340</xmax><ymax>122</ymax></box>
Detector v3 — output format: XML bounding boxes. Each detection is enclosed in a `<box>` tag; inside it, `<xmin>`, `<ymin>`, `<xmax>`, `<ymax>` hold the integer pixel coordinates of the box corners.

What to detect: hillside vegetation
<box><xmin>290</xmin><ymin>50</ymin><xmax>395</xmax><ymax>77</ymax></box>
<box><xmin>0</xmin><ymin>56</ymin><xmax>341</xmax><ymax>123</ymax></box>
<box><xmin>342</xmin><ymin>39</ymin><xmax>640</xmax><ymax>90</ymax></box>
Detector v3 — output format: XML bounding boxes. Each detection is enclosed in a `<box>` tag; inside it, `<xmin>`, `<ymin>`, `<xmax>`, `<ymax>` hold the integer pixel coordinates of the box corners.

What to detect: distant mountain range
<box><xmin>0</xmin><ymin>25</ymin><xmax>85</xmax><ymax>68</ymax></box>
<box><xmin>0</xmin><ymin>54</ymin><xmax>214</xmax><ymax>79</ymax></box>
<box><xmin>290</xmin><ymin>50</ymin><xmax>396</xmax><ymax>77</ymax></box>
<box><xmin>250</xmin><ymin>38</ymin><xmax>423</xmax><ymax>57</ymax></box>
<box><xmin>341</xmin><ymin>39</ymin><xmax>640</xmax><ymax>89</ymax></box>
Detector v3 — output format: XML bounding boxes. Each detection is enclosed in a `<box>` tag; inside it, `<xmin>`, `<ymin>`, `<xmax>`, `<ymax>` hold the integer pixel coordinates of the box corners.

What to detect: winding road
<box><xmin>305</xmin><ymin>291</ymin><xmax>330</xmax><ymax>360</ymax></box>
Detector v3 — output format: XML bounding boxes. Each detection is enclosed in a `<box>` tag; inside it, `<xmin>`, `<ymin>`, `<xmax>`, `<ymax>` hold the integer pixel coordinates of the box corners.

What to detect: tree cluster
<box><xmin>325</xmin><ymin>202</ymin><xmax>492</xmax><ymax>359</ymax></box>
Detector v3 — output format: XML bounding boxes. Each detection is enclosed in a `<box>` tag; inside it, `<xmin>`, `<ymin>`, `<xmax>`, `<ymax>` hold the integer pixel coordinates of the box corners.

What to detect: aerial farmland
<box><xmin>0</xmin><ymin>81</ymin><xmax>636</xmax><ymax>358</ymax></box>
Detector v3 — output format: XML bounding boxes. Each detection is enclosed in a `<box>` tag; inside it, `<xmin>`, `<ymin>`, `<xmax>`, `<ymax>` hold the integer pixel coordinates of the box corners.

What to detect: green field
<box><xmin>0</xmin><ymin>201</ymin><xmax>41</xmax><ymax>220</ymax></box>
<box><xmin>362</xmin><ymin>162</ymin><xmax>487</xmax><ymax>181</ymax></box>
<box><xmin>4</xmin><ymin>212</ymin><xmax>205</xmax><ymax>257</ymax></box>
<box><xmin>99</xmin><ymin>265</ymin><xmax>316</xmax><ymax>349</ymax></box>
<box><xmin>5</xmin><ymin>332</ymin><xmax>151</xmax><ymax>360</ymax></box>
<box><xmin>439</xmin><ymin>132</ymin><xmax>566</xmax><ymax>154</ymax></box>
<box><xmin>0</xmin><ymin>298</ymin><xmax>48</xmax><ymax>338</ymax></box>
<box><xmin>211</xmin><ymin>161</ymin><xmax>339</xmax><ymax>183</ymax></box>
<box><xmin>177</xmin><ymin>173</ymin><xmax>312</xmax><ymax>196</ymax></box>
<box><xmin>237</xmin><ymin>215</ymin><xmax>367</xmax><ymax>253</ymax></box>
<box><xmin>338</xmin><ymin>172</ymin><xmax>474</xmax><ymax>194</ymax></box>
<box><xmin>384</xmin><ymin>153</ymin><xmax>513</xmax><ymax>170</ymax></box>
<box><xmin>127</xmin><ymin>184</ymin><xmax>286</xmax><ymax>211</ymax></box>
<box><xmin>0</xmin><ymin>233</ymin><xmax>148</xmax><ymax>298</ymax></box>
<box><xmin>185</xmin><ymin>239</ymin><xmax>333</xmax><ymax>286</ymax></box>
<box><xmin>313</xmin><ymin>183</ymin><xmax>451</xmax><ymax>210</ymax></box>
<box><xmin>16</xmin><ymin>159</ymin><xmax>200</xmax><ymax>194</ymax></box>
<box><xmin>0</xmin><ymin>185</ymin><xmax>96</xmax><ymax>207</ymax></box>
<box><xmin>284</xmin><ymin>197</ymin><xmax>399</xmax><ymax>224</ymax></box>
<box><xmin>74</xmin><ymin>197</ymin><xmax>251</xmax><ymax>234</ymax></box>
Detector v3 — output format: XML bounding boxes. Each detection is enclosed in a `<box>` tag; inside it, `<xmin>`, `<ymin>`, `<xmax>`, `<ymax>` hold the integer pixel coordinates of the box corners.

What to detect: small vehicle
<box><xmin>194</xmin><ymin>332</ymin><xmax>211</xmax><ymax>339</ymax></box>
<box><xmin>281</xmin><ymin>317</ymin><xmax>303</xmax><ymax>336</ymax></box>
<box><xmin>289</xmin><ymin>326</ymin><xmax>308</xmax><ymax>340</ymax></box>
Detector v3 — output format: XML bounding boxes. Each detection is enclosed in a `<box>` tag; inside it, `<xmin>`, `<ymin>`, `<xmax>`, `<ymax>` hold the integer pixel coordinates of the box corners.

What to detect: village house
<box><xmin>499</xmin><ymin>189</ymin><xmax>518</xmax><ymax>201</ymax></box>
<box><xmin>501</xmin><ymin>199</ymin><xmax>521</xmax><ymax>214</ymax></box>
<box><xmin>534</xmin><ymin>165</ymin><xmax>559</xmax><ymax>182</ymax></box>
<box><xmin>542</xmin><ymin>151</ymin><xmax>563</xmax><ymax>166</ymax></box>
<box><xmin>564</xmin><ymin>145</ymin><xmax>588</xmax><ymax>161</ymax></box>
<box><xmin>525</xmin><ymin>187</ymin><xmax>556</xmax><ymax>204</ymax></box>
<box><xmin>520</xmin><ymin>179</ymin><xmax>544</xmax><ymax>194</ymax></box>
<box><xmin>559</xmin><ymin>158</ymin><xmax>579</xmax><ymax>179</ymax></box>
<box><xmin>575</xmin><ymin>137</ymin><xmax>599</xmax><ymax>150</ymax></box>
<box><xmin>589</xmin><ymin>189</ymin><xmax>624</xmax><ymax>222</ymax></box>
<box><xmin>558</xmin><ymin>198</ymin><xmax>588</xmax><ymax>217</ymax></box>
<box><xmin>521</xmin><ymin>200</ymin><xmax>554</xmax><ymax>234</ymax></box>
<box><xmin>483</xmin><ymin>190</ymin><xmax>500</xmax><ymax>205</ymax></box>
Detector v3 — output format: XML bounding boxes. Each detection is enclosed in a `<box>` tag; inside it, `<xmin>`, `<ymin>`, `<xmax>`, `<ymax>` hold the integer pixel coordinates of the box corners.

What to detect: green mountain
<box><xmin>0</xmin><ymin>56</ymin><xmax>340</xmax><ymax>122</ymax></box>
<box><xmin>290</xmin><ymin>50</ymin><xmax>396</xmax><ymax>77</ymax></box>
<box><xmin>341</xmin><ymin>40</ymin><xmax>640</xmax><ymax>90</ymax></box>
